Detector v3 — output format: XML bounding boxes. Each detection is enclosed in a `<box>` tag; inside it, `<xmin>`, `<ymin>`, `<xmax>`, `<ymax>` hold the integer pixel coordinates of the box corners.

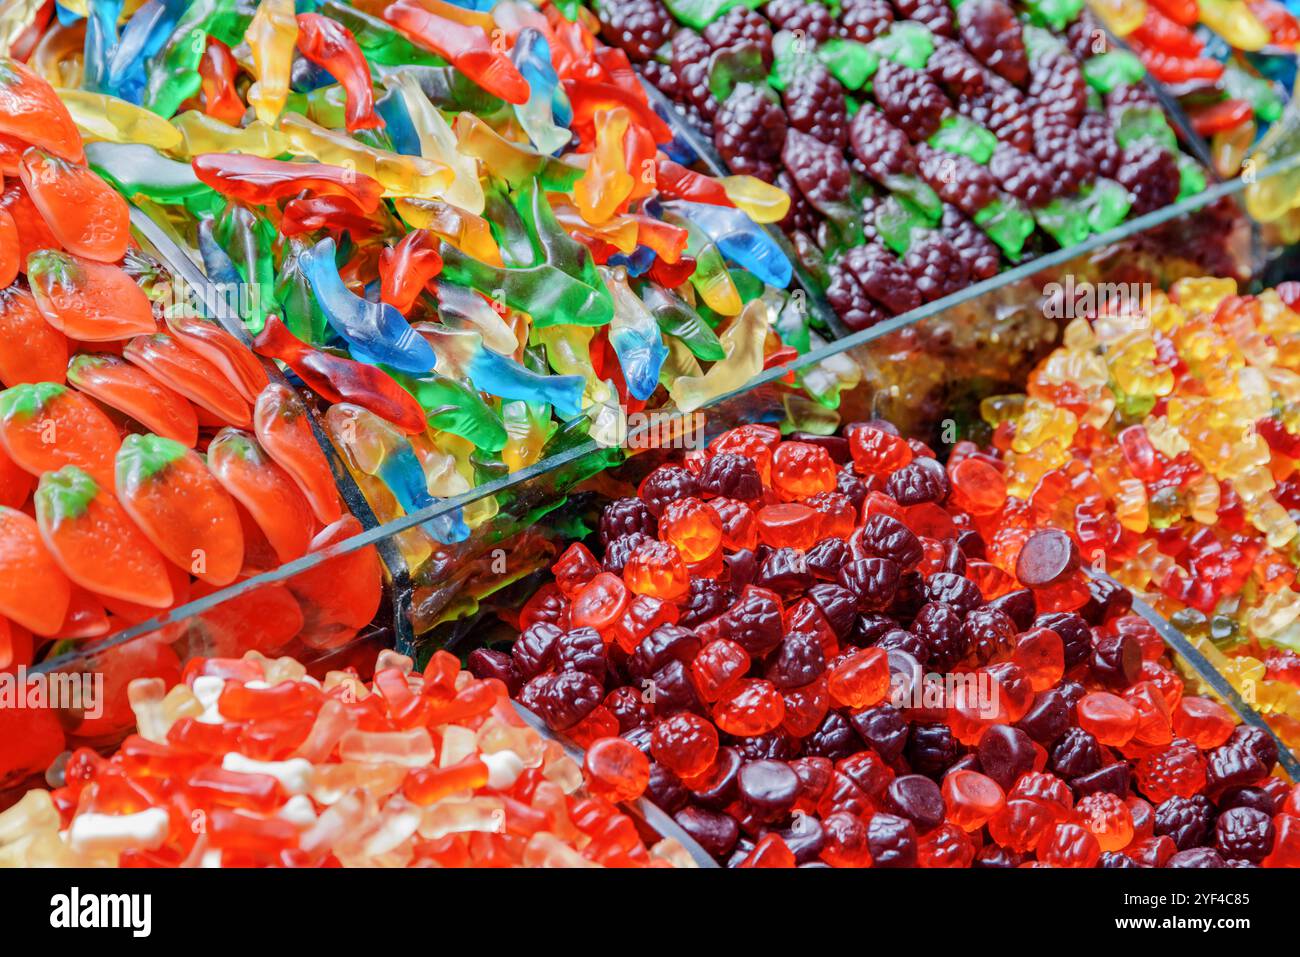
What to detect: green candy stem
<box><xmin>0</xmin><ymin>381</ymin><xmax>66</xmax><ymax>423</ymax></box>
<box><xmin>116</xmin><ymin>433</ymin><xmax>189</xmax><ymax>488</ymax></box>
<box><xmin>974</xmin><ymin>197</ymin><xmax>1036</xmax><ymax>260</ymax></box>
<box><xmin>1082</xmin><ymin>50</ymin><xmax>1147</xmax><ymax>94</ymax></box>
<box><xmin>815</xmin><ymin>39</ymin><xmax>879</xmax><ymax>91</ymax></box>
<box><xmin>35</xmin><ymin>466</ymin><xmax>100</xmax><ymax>526</ymax></box>
<box><xmin>928</xmin><ymin>114</ymin><xmax>998</xmax><ymax>165</ymax></box>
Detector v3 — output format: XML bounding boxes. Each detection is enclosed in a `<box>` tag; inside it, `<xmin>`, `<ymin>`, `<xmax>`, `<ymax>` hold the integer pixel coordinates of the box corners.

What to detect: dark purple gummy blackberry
<box><xmin>903</xmin><ymin>231</ymin><xmax>971</xmax><ymax>302</ymax></box>
<box><xmin>1073</xmin><ymin>761</ymin><xmax>1131</xmax><ymax>798</ymax></box>
<box><xmin>885</xmin><ymin>457</ymin><xmax>948</xmax><ymax>506</ymax></box>
<box><xmin>467</xmin><ymin>648</ymin><xmax>521</xmax><ymax>695</ymax></box>
<box><xmin>1090</xmin><ymin>633</ymin><xmax>1142</xmax><ymax>689</ymax></box>
<box><xmin>926</xmin><ymin>36</ymin><xmax>986</xmax><ymax>99</ymax></box>
<box><xmin>849</xmin><ymin>106</ymin><xmax>917</xmax><ymax>182</ymax></box>
<box><xmin>1035</xmin><ymin>611</ymin><xmax>1091</xmax><ymax>667</ymax></box>
<box><xmin>1017</xmin><ymin>687</ymin><xmax>1072</xmax><ymax>744</ymax></box>
<box><xmin>877</xmin><ymin>627</ymin><xmax>929</xmax><ymax>663</ymax></box>
<box><xmin>775</xmin><ymin>171</ymin><xmax>818</xmax><ymax>232</ymax></box>
<box><xmin>595</xmin><ymin>0</ymin><xmax>676</xmax><ymax>63</ymax></box>
<box><xmin>646</xmin><ymin>761</ymin><xmax>689</xmax><ymax>812</ymax></box>
<box><xmin>638</xmin><ymin>466</ymin><xmax>698</xmax><ymax>517</ymax></box>
<box><xmin>1100</xmin><ymin>850</ymin><xmax>1139</xmax><ymax>868</ymax></box>
<box><xmin>916</xmin><ymin>144</ymin><xmax>997</xmax><ymax>216</ymax></box>
<box><xmin>806</xmin><ymin>537</ymin><xmax>851</xmax><ymax>580</ymax></box>
<box><xmin>1051</xmin><ymin>726</ymin><xmax>1103</xmax><ymax>779</ymax></box>
<box><xmin>1169</xmin><ymin>847</ymin><xmax>1227</xmax><ymax>868</ymax></box>
<box><xmin>895</xmin><ymin>0</ymin><xmax>954</xmax><ymax>35</ymax></box>
<box><xmin>963</xmin><ymin>605</ymin><xmax>1017</xmax><ymax>664</ymax></box>
<box><xmin>1227</xmin><ymin>724</ymin><xmax>1279</xmax><ymax>773</ymax></box>
<box><xmin>783</xmin><ymin>65</ymin><xmax>849</xmax><ymax>149</ymax></box>
<box><xmin>1080</xmin><ymin>574</ymin><xmax>1132</xmax><ymax>626</ymax></box>
<box><xmin>1117</xmin><ymin>145</ymin><xmax>1181</xmax><ymax>216</ymax></box>
<box><xmin>1066</xmin><ymin>12</ymin><xmax>1110</xmax><ymax>61</ymax></box>
<box><xmin>886</xmin><ymin>774</ymin><xmax>946</xmax><ymax>831</ymax></box>
<box><xmin>1028</xmin><ymin>51</ymin><xmax>1088</xmax><ymax>127</ymax></box>
<box><xmin>535</xmin><ymin>670</ymin><xmax>604</xmax><ymax>730</ymax></box>
<box><xmin>735</xmin><ymin>729</ymin><xmax>800</xmax><ymax>761</ymax></box>
<box><xmin>840</xmin><ymin>241</ymin><xmax>922</xmax><ymax>316</ymax></box>
<box><xmin>679</xmin><ymin>577</ymin><xmax>734</xmax><ymax>628</ymax></box>
<box><xmin>849</xmin><ymin>705</ymin><xmax>910</xmax><ymax>762</ymax></box>
<box><xmin>867</xmin><ymin>812</ymin><xmax>918</xmax><ymax>866</ymax></box>
<box><xmin>1215</xmin><ymin>806</ymin><xmax>1275</xmax><ymax>863</ymax></box>
<box><xmin>714</xmin><ymin>585</ymin><xmax>784</xmax><ymax>656</ymax></box>
<box><xmin>756</xmin><ymin>548</ymin><xmax>812</xmax><ymax>598</ymax></box>
<box><xmin>776</xmin><ymin>813</ymin><xmax>827</xmax><ymax>863</ymax></box>
<box><xmin>872</xmin><ymin>58</ymin><xmax>951</xmax><ymax>142</ymax></box>
<box><xmin>765</xmin><ymin>631</ymin><xmax>826</xmax><ymax>688</ymax></box>
<box><xmin>838</xmin><ymin>557</ymin><xmax>902</xmax><ymax>611</ymax></box>
<box><xmin>855</xmin><ymin>512</ymin><xmax>924</xmax><ymax>569</ymax></box>
<box><xmin>1154</xmin><ymin>794</ymin><xmax>1216</xmax><ymax>850</ymax></box>
<box><xmin>782</xmin><ymin>127</ymin><xmax>851</xmax><ymax>215</ymax></box>
<box><xmin>958</xmin><ymin>75</ymin><xmax>1033</xmax><ymax>151</ymax></box>
<box><xmin>974</xmin><ymin>845</ymin><xmax>1027</xmax><ymax>867</ymax></box>
<box><xmin>698</xmin><ymin>451</ymin><xmax>764</xmax><ymax>500</ymax></box>
<box><xmin>629</xmin><ymin>624</ymin><xmax>701</xmax><ymax>681</ymax></box>
<box><xmin>556</xmin><ymin>626</ymin><xmax>606</xmax><ymax>682</ymax></box>
<box><xmin>1077</xmin><ymin>113</ymin><xmax>1122</xmax><ymax>180</ymax></box>
<box><xmin>990</xmin><ymin>142</ymin><xmax>1055</xmax><ymax>206</ymax></box>
<box><xmin>599</xmin><ymin>495</ymin><xmax>657</xmax><ymax>546</ymax></box>
<box><xmin>715</xmin><ymin>82</ymin><xmax>787</xmax><ymax>180</ymax></box>
<box><xmin>827</xmin><ymin>261</ymin><xmax>890</xmax><ymax>331</ymax></box>
<box><xmin>907</xmin><ymin>723</ymin><xmax>962</xmax><ymax>778</ymax></box>
<box><xmin>1105</xmin><ymin>81</ymin><xmax>1159</xmax><ymax>117</ymax></box>
<box><xmin>1206</xmin><ymin>742</ymin><xmax>1268</xmax><ymax>797</ymax></box>
<box><xmin>1033</xmin><ymin>121</ymin><xmax>1096</xmax><ymax>198</ymax></box>
<box><xmin>765</xmin><ymin>0</ymin><xmax>835</xmax><ymax>42</ymax></box>
<box><xmin>512</xmin><ymin>621</ymin><xmax>562</xmax><ymax>678</ymax></box>
<box><xmin>803</xmin><ymin>710</ymin><xmax>863</xmax><ymax>760</ymax></box>
<box><xmin>703</xmin><ymin>6</ymin><xmax>774</xmax><ymax>64</ymax></box>
<box><xmin>738</xmin><ymin>759</ymin><xmax>800</xmax><ymax>819</ymax></box>
<box><xmin>674</xmin><ymin>805</ymin><xmax>740</xmax><ymax>857</ymax></box>
<box><xmin>924</xmin><ymin>573</ymin><xmax>982</xmax><ymax>617</ymax></box>
<box><xmin>649</xmin><ymin>659</ymin><xmax>704</xmax><ymax>716</ymax></box>
<box><xmin>939</xmin><ymin>205</ymin><xmax>1001</xmax><ymax>280</ymax></box>
<box><xmin>807</xmin><ymin>583</ymin><xmax>859</xmax><ymax>639</ymax></box>
<box><xmin>603</xmin><ymin>531</ymin><xmax>650</xmax><ymax>574</ymax></box>
<box><xmin>640</xmin><ymin>59</ymin><xmax>681</xmax><ymax>101</ymax></box>
<box><xmin>978</xmin><ymin>724</ymin><xmax>1037</xmax><ymax>790</ymax></box>
<box><xmin>606</xmin><ymin>687</ymin><xmax>653</xmax><ymax>732</ymax></box>
<box><xmin>671</xmin><ymin>29</ymin><xmax>719</xmax><ymax>120</ymax></box>
<box><xmin>839</xmin><ymin>0</ymin><xmax>894</xmax><ymax>42</ymax></box>
<box><xmin>957</xmin><ymin>0</ymin><xmax>1028</xmax><ymax>86</ymax></box>
<box><xmin>690</xmin><ymin>747</ymin><xmax>741</xmax><ymax>808</ymax></box>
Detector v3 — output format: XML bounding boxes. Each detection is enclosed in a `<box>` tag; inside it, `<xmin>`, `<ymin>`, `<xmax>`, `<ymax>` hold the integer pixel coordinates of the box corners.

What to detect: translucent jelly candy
<box><xmin>35</xmin><ymin>465</ymin><xmax>173</xmax><ymax>608</ymax></box>
<box><xmin>253</xmin><ymin>382</ymin><xmax>342</xmax><ymax>525</ymax></box>
<box><xmin>123</xmin><ymin>334</ymin><xmax>252</xmax><ymax>428</ymax></box>
<box><xmin>207</xmin><ymin>427</ymin><xmax>315</xmax><ymax>564</ymax></box>
<box><xmin>18</xmin><ymin>147</ymin><xmax>130</xmax><ymax>262</ymax></box>
<box><xmin>115</xmin><ymin>434</ymin><xmax>244</xmax><ymax>587</ymax></box>
<box><xmin>0</xmin><ymin>286</ymin><xmax>67</xmax><ymax>387</ymax></box>
<box><xmin>67</xmin><ymin>354</ymin><xmax>199</xmax><ymax>447</ymax></box>
<box><xmin>26</xmin><ymin>251</ymin><xmax>156</xmax><ymax>341</ymax></box>
<box><xmin>0</xmin><ymin>381</ymin><xmax>120</xmax><ymax>490</ymax></box>
<box><xmin>1</xmin><ymin>648</ymin><xmax>692</xmax><ymax>867</ymax></box>
<box><xmin>0</xmin><ymin>505</ymin><xmax>70</xmax><ymax>636</ymax></box>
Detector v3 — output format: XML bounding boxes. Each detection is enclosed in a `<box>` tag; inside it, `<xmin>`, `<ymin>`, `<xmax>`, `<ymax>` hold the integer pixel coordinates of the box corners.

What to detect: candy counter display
<box><xmin>456</xmin><ymin>422</ymin><xmax>1299</xmax><ymax>867</ymax></box>
<box><xmin>0</xmin><ymin>646</ymin><xmax>703</xmax><ymax>867</ymax></box>
<box><xmin>0</xmin><ymin>60</ymin><xmax>394</xmax><ymax>790</ymax></box>
<box><xmin>979</xmin><ymin>276</ymin><xmax>1300</xmax><ymax>755</ymax></box>
<box><xmin>589</xmin><ymin>0</ymin><xmax>1236</xmax><ymax>333</ymax></box>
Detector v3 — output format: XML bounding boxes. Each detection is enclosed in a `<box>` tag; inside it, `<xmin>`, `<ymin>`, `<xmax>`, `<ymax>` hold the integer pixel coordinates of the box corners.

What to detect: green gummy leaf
<box><xmin>1022</xmin><ymin>0</ymin><xmax>1085</xmax><ymax>31</ymax></box>
<box><xmin>709</xmin><ymin>43</ymin><xmax>769</xmax><ymax>102</ymax></box>
<box><xmin>1083</xmin><ymin>50</ymin><xmax>1147</xmax><ymax>94</ymax></box>
<box><xmin>35</xmin><ymin>466</ymin><xmax>99</xmax><ymax>526</ymax></box>
<box><xmin>116</xmin><ymin>433</ymin><xmax>189</xmax><ymax>487</ymax></box>
<box><xmin>1177</xmin><ymin>155</ymin><xmax>1208</xmax><ymax>200</ymax></box>
<box><xmin>661</xmin><ymin>0</ymin><xmax>752</xmax><ymax>29</ymax></box>
<box><xmin>974</xmin><ymin>197</ymin><xmax>1036</xmax><ymax>259</ymax></box>
<box><xmin>0</xmin><ymin>381</ymin><xmax>66</xmax><ymax>423</ymax></box>
<box><xmin>1224</xmin><ymin>64</ymin><xmax>1283</xmax><ymax>124</ymax></box>
<box><xmin>1114</xmin><ymin>106</ymin><xmax>1178</xmax><ymax>154</ymax></box>
<box><xmin>872</xmin><ymin>195</ymin><xmax>931</xmax><ymax>255</ymax></box>
<box><xmin>928</xmin><ymin>114</ymin><xmax>998</xmax><ymax>164</ymax></box>
<box><xmin>1081</xmin><ymin>179</ymin><xmax>1132</xmax><ymax>233</ymax></box>
<box><xmin>1021</xmin><ymin>24</ymin><xmax>1067</xmax><ymax>62</ymax></box>
<box><xmin>868</xmin><ymin>22</ymin><xmax>934</xmax><ymax>70</ymax></box>
<box><xmin>1033</xmin><ymin>196</ymin><xmax>1091</xmax><ymax>248</ymax></box>
<box><xmin>816</xmin><ymin>38</ymin><xmax>879</xmax><ymax>90</ymax></box>
<box><xmin>881</xmin><ymin>173</ymin><xmax>943</xmax><ymax>222</ymax></box>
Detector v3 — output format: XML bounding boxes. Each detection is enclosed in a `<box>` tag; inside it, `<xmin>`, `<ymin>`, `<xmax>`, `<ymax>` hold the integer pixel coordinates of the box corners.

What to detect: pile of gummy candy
<box><xmin>455</xmin><ymin>422</ymin><xmax>1300</xmax><ymax>866</ymax></box>
<box><xmin>985</xmin><ymin>276</ymin><xmax>1300</xmax><ymax>753</ymax></box>
<box><xmin>590</xmin><ymin>0</ymin><xmax>1230</xmax><ymax>329</ymax></box>
<box><xmin>0</xmin><ymin>647</ymin><xmax>694</xmax><ymax>866</ymax></box>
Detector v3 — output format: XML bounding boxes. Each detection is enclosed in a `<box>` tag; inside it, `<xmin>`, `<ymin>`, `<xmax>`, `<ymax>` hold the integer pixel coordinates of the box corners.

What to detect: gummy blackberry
<box><xmin>764</xmin><ymin>0</ymin><xmax>835</xmax><ymax>43</ymax></box>
<box><xmin>826</xmin><ymin>265</ymin><xmax>891</xmax><ymax>331</ymax></box>
<box><xmin>838</xmin><ymin>0</ymin><xmax>895</xmax><ymax>43</ymax></box>
<box><xmin>840</xmin><ymin>241</ymin><xmax>922</xmax><ymax>315</ymax></box>
<box><xmin>1154</xmin><ymin>794</ymin><xmax>1216</xmax><ymax>850</ymax></box>
<box><xmin>594</xmin><ymin>0</ymin><xmax>676</xmax><ymax>63</ymax></box>
<box><xmin>1033</xmin><ymin>121</ymin><xmax>1096</xmax><ymax>198</ymax></box>
<box><xmin>990</xmin><ymin>142</ymin><xmax>1054</xmax><ymax>207</ymax></box>
<box><xmin>850</xmin><ymin>106</ymin><xmax>918</xmax><ymax>182</ymax></box>
<box><xmin>957</xmin><ymin>0</ymin><xmax>1028</xmax><ymax>86</ymax></box>
<box><xmin>1215</xmin><ymin>806</ymin><xmax>1275</xmax><ymax>863</ymax></box>
<box><xmin>903</xmin><ymin>232</ymin><xmax>971</xmax><ymax>303</ymax></box>
<box><xmin>872</xmin><ymin>58</ymin><xmax>951</xmax><ymax>142</ymax></box>
<box><xmin>906</xmin><ymin>722</ymin><xmax>963</xmax><ymax>777</ymax></box>
<box><xmin>1066</xmin><ymin>12</ymin><xmax>1110</xmax><ymax>62</ymax></box>
<box><xmin>714</xmin><ymin>82</ymin><xmax>787</xmax><ymax>180</ymax></box>
<box><xmin>599</xmin><ymin>496</ymin><xmax>657</xmax><ymax>546</ymax></box>
<box><xmin>894</xmin><ymin>0</ymin><xmax>954</xmax><ymax>36</ymax></box>
<box><xmin>957</xmin><ymin>75</ymin><xmax>1033</xmax><ymax>152</ymax></box>
<box><xmin>926</xmin><ymin>36</ymin><xmax>986</xmax><ymax>99</ymax></box>
<box><xmin>680</xmin><ymin>578</ymin><xmax>735</xmax><ymax>628</ymax></box>
<box><xmin>638</xmin><ymin>465</ymin><xmax>699</xmax><ymax>516</ymax></box>
<box><xmin>671</xmin><ymin>29</ymin><xmax>719</xmax><ymax>121</ymax></box>
<box><xmin>1028</xmin><ymin>51</ymin><xmax>1088</xmax><ymax>129</ymax></box>
<box><xmin>783</xmin><ymin>65</ymin><xmax>849</xmax><ymax>149</ymax></box>
<box><xmin>1077</xmin><ymin>112</ymin><xmax>1121</xmax><ymax>179</ymax></box>
<box><xmin>703</xmin><ymin>6</ymin><xmax>775</xmax><ymax>63</ymax></box>
<box><xmin>916</xmin><ymin>144</ymin><xmax>998</xmax><ymax>216</ymax></box>
<box><xmin>697</xmin><ymin>451</ymin><xmax>764</xmax><ymax>500</ymax></box>
<box><xmin>782</xmin><ymin>128</ymin><xmax>851</xmax><ymax>215</ymax></box>
<box><xmin>776</xmin><ymin>171</ymin><xmax>818</xmax><ymax>233</ymax></box>
<box><xmin>640</xmin><ymin>59</ymin><xmax>681</xmax><ymax>101</ymax></box>
<box><xmin>939</xmin><ymin>205</ymin><xmax>1001</xmax><ymax>280</ymax></box>
<box><xmin>1117</xmin><ymin>145</ymin><xmax>1180</xmax><ymax>216</ymax></box>
<box><xmin>1105</xmin><ymin>81</ymin><xmax>1159</xmax><ymax>117</ymax></box>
